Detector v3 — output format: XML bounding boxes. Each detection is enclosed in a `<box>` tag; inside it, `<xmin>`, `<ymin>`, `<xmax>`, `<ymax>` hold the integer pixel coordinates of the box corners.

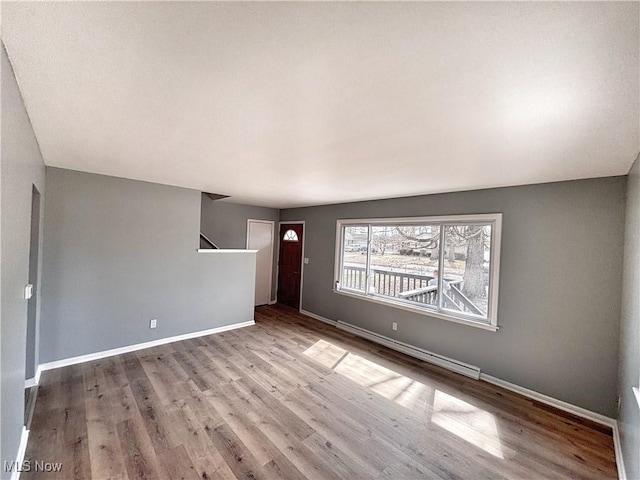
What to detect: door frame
<box><xmin>276</xmin><ymin>220</ymin><xmax>306</xmax><ymax>311</ymax></box>
<box><xmin>25</xmin><ymin>184</ymin><xmax>42</xmax><ymax>388</ymax></box>
<box><xmin>246</xmin><ymin>219</ymin><xmax>275</xmax><ymax>305</ymax></box>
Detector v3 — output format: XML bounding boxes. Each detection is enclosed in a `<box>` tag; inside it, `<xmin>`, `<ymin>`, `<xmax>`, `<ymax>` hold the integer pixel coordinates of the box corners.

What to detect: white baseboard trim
<box><xmin>335</xmin><ymin>320</ymin><xmax>481</xmax><ymax>379</ymax></box>
<box><xmin>300</xmin><ymin>309</ymin><xmax>337</xmax><ymax>326</ymax></box>
<box><xmin>9</xmin><ymin>427</ymin><xmax>30</xmax><ymax>480</ymax></box>
<box><xmin>37</xmin><ymin>320</ymin><xmax>255</xmax><ymax>374</ymax></box>
<box><xmin>268</xmin><ymin>300</ymin><xmax>277</xmax><ymax>305</ymax></box>
<box><xmin>479</xmin><ymin>373</ymin><xmax>616</xmax><ymax>428</ymax></box>
<box><xmin>300</xmin><ymin>310</ymin><xmax>624</xmax><ymax>436</ymax></box>
<box><xmin>612</xmin><ymin>421</ymin><xmax>627</xmax><ymax>480</ymax></box>
<box><xmin>24</xmin><ymin>367</ymin><xmax>41</xmax><ymax>389</ymax></box>
<box><xmin>298</xmin><ymin>311</ymin><xmax>481</xmax><ymax>380</ymax></box>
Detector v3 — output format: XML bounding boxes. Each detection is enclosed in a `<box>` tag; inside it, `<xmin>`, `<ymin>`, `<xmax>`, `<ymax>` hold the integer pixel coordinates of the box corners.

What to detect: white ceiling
<box><xmin>2</xmin><ymin>1</ymin><xmax>639</xmax><ymax>208</ymax></box>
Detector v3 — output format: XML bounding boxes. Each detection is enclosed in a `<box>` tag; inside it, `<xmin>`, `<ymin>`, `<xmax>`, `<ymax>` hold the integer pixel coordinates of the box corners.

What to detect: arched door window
<box><xmin>283</xmin><ymin>229</ymin><xmax>299</xmax><ymax>242</ymax></box>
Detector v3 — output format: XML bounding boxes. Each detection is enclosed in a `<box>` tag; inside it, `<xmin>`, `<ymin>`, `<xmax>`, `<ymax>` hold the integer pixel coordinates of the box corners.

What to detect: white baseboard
<box><xmin>479</xmin><ymin>373</ymin><xmax>616</xmax><ymax>428</ymax></box>
<box><xmin>612</xmin><ymin>421</ymin><xmax>627</xmax><ymax>480</ymax></box>
<box><xmin>37</xmin><ymin>320</ymin><xmax>255</xmax><ymax>374</ymax></box>
<box><xmin>335</xmin><ymin>320</ymin><xmax>481</xmax><ymax>379</ymax></box>
<box><xmin>300</xmin><ymin>309</ymin><xmax>337</xmax><ymax>326</ymax></box>
<box><xmin>298</xmin><ymin>307</ymin><xmax>626</xmax><ymax>479</ymax></box>
<box><xmin>268</xmin><ymin>300</ymin><xmax>277</xmax><ymax>305</ymax></box>
<box><xmin>24</xmin><ymin>367</ymin><xmax>41</xmax><ymax>389</ymax></box>
<box><xmin>298</xmin><ymin>310</ymin><xmax>480</xmax><ymax>379</ymax></box>
<box><xmin>9</xmin><ymin>427</ymin><xmax>30</xmax><ymax>480</ymax></box>
<box><xmin>482</xmin><ymin>373</ymin><xmax>627</xmax><ymax>480</ymax></box>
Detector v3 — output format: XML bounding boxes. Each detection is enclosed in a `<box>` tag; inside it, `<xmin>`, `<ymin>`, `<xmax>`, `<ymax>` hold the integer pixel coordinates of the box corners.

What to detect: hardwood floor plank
<box><xmin>245</xmin><ymin>408</ymin><xmax>345</xmax><ymax>480</ymax></box>
<box><xmin>85</xmin><ymin>391</ymin><xmax>128</xmax><ymax>479</ymax></box>
<box><xmin>24</xmin><ymin>304</ymin><xmax>618</xmax><ymax>480</ymax></box>
<box><xmin>191</xmin><ymin>451</ymin><xmax>238</xmax><ymax>480</ymax></box>
<box><xmin>156</xmin><ymin>445</ymin><xmax>200</xmax><ymax>480</ymax></box>
<box><xmin>61</xmin><ymin>404</ymin><xmax>93</xmax><ymax>480</ymax></box>
<box><xmin>263</xmin><ymin>453</ymin><xmax>307</xmax><ymax>480</ymax></box>
<box><xmin>107</xmin><ymin>384</ymin><xmax>137</xmax><ymax>425</ymax></box>
<box><xmin>230</xmin><ymin>376</ymin><xmax>316</xmax><ymax>441</ymax></box>
<box><xmin>197</xmin><ymin>348</ymin><xmax>244</xmax><ymax>381</ymax></box>
<box><xmin>22</xmin><ymin>406</ymin><xmax>65</xmax><ymax>480</ymax></box>
<box><xmin>205</xmin><ymin>386</ymin><xmax>282</xmax><ymax>467</ymax></box>
<box><xmin>302</xmin><ymin>431</ymin><xmax>378</xmax><ymax>480</ymax></box>
<box><xmin>137</xmin><ymin>353</ymin><xmax>182</xmax><ymax>407</ymax></box>
<box><xmin>128</xmin><ymin>378</ymin><xmax>174</xmax><ymax>455</ymax></box>
<box><xmin>204</xmin><ymin>423</ymin><xmax>266</xmax><ymax>480</ymax></box>
<box><xmin>116</xmin><ymin>415</ymin><xmax>165</xmax><ymax>480</ymax></box>
<box><xmin>172</xmin><ymin>351</ymin><xmax>213</xmax><ymax>392</ymax></box>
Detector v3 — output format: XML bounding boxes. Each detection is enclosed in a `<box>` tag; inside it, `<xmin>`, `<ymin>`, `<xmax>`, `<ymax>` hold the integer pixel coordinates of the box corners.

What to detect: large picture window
<box><xmin>334</xmin><ymin>214</ymin><xmax>502</xmax><ymax>330</ymax></box>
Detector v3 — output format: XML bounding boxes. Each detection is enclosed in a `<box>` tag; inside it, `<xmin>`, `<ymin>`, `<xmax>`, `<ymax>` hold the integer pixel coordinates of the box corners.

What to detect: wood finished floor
<box><xmin>24</xmin><ymin>305</ymin><xmax>617</xmax><ymax>480</ymax></box>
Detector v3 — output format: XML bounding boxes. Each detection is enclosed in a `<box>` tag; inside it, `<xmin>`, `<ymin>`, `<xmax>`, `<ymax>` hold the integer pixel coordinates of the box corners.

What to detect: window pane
<box><xmin>441</xmin><ymin>224</ymin><xmax>491</xmax><ymax>319</ymax></box>
<box><xmin>283</xmin><ymin>229</ymin><xmax>299</xmax><ymax>241</ymax></box>
<box><xmin>341</xmin><ymin>226</ymin><xmax>368</xmax><ymax>292</ymax></box>
<box><xmin>369</xmin><ymin>225</ymin><xmax>440</xmax><ymax>306</ymax></box>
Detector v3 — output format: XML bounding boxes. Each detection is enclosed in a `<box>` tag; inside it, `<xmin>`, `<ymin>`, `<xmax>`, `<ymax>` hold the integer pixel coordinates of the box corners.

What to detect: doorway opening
<box><xmin>25</xmin><ymin>184</ymin><xmax>41</xmax><ymax>427</ymax></box>
<box><xmin>246</xmin><ymin>219</ymin><xmax>275</xmax><ymax>306</ymax></box>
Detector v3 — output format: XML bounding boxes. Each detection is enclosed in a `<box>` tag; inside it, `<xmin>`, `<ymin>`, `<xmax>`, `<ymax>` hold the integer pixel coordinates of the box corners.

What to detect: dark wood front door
<box><xmin>277</xmin><ymin>223</ymin><xmax>303</xmax><ymax>309</ymax></box>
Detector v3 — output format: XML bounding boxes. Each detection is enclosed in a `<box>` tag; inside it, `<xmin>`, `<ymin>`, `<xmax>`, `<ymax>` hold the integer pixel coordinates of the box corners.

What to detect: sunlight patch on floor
<box><xmin>303</xmin><ymin>338</ymin><xmax>505</xmax><ymax>458</ymax></box>
<box><xmin>431</xmin><ymin>389</ymin><xmax>504</xmax><ymax>458</ymax></box>
<box><xmin>301</xmin><ymin>338</ymin><xmax>348</xmax><ymax>369</ymax></box>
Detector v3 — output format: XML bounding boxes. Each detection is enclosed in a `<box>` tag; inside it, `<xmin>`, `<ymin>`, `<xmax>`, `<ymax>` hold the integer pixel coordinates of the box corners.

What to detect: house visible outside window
<box><xmin>334</xmin><ymin>214</ymin><xmax>502</xmax><ymax>330</ymax></box>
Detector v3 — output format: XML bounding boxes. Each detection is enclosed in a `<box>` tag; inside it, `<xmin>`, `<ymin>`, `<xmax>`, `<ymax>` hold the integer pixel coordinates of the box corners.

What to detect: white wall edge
<box><xmin>633</xmin><ymin>387</ymin><xmax>640</xmax><ymax>410</ymax></box>
<box><xmin>37</xmin><ymin>320</ymin><xmax>255</xmax><ymax>373</ymax></box>
<box><xmin>612</xmin><ymin>421</ymin><xmax>627</xmax><ymax>480</ymax></box>
<box><xmin>197</xmin><ymin>249</ymin><xmax>258</xmax><ymax>253</ymax></box>
<box><xmin>300</xmin><ymin>309</ymin><xmax>337</xmax><ymax>326</ymax></box>
<box><xmin>479</xmin><ymin>373</ymin><xmax>616</xmax><ymax>428</ymax></box>
<box><xmin>10</xmin><ymin>427</ymin><xmax>29</xmax><ymax>480</ymax></box>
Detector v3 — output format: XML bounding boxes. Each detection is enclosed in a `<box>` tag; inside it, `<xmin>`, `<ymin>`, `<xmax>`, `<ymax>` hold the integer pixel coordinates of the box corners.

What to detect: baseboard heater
<box><xmin>336</xmin><ymin>321</ymin><xmax>481</xmax><ymax>380</ymax></box>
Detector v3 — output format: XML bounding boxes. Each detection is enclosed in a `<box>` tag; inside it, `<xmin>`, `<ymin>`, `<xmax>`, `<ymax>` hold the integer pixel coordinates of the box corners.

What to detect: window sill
<box><xmin>333</xmin><ymin>288</ymin><xmax>499</xmax><ymax>332</ymax></box>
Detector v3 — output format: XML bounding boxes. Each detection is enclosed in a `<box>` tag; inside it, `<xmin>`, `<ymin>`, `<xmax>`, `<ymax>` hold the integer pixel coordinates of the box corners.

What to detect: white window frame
<box><xmin>333</xmin><ymin>213</ymin><xmax>502</xmax><ymax>331</ymax></box>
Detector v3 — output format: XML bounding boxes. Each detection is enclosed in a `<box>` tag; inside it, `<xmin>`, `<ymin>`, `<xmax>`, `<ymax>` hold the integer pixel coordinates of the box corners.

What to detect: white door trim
<box><xmin>246</xmin><ymin>219</ymin><xmax>275</xmax><ymax>305</ymax></box>
<box><xmin>277</xmin><ymin>220</ymin><xmax>306</xmax><ymax>311</ymax></box>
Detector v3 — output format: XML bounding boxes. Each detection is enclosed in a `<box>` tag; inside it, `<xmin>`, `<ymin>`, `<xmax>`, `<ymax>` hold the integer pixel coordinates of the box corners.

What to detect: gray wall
<box><xmin>1</xmin><ymin>44</ymin><xmax>46</xmax><ymax>475</ymax></box>
<box><xmin>281</xmin><ymin>177</ymin><xmax>626</xmax><ymax>417</ymax></box>
<box><xmin>40</xmin><ymin>168</ymin><xmax>256</xmax><ymax>363</ymax></box>
<box><xmin>201</xmin><ymin>194</ymin><xmax>279</xmax><ymax>301</ymax></box>
<box><xmin>618</xmin><ymin>154</ymin><xmax>639</xmax><ymax>479</ymax></box>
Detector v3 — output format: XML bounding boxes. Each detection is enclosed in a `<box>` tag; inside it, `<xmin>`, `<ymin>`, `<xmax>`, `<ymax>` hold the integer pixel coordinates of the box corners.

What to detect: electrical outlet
<box><xmin>616</xmin><ymin>396</ymin><xmax>621</xmax><ymax>410</ymax></box>
<box><xmin>150</xmin><ymin>319</ymin><xmax>157</xmax><ymax>329</ymax></box>
<box><xmin>392</xmin><ymin>322</ymin><xmax>398</xmax><ymax>331</ymax></box>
